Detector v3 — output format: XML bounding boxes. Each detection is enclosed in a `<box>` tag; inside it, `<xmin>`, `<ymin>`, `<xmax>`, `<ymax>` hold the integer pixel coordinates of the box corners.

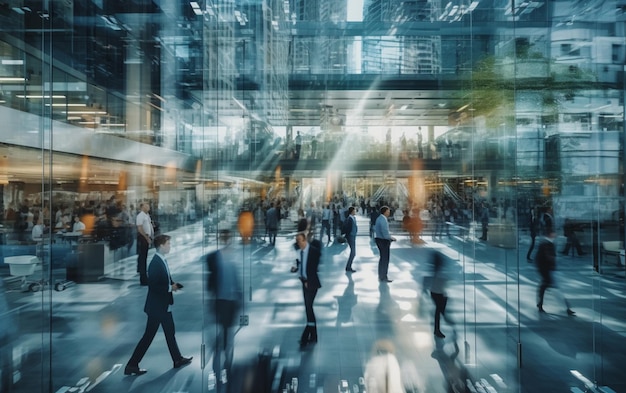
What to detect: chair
<box><xmin>5</xmin><ymin>255</ymin><xmax>41</xmax><ymax>292</ymax></box>
<box><xmin>600</xmin><ymin>241</ymin><xmax>624</xmax><ymax>271</ymax></box>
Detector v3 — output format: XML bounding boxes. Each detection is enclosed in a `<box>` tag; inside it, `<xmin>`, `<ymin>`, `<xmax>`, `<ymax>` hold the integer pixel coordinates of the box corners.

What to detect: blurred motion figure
<box><xmin>364</xmin><ymin>339</ymin><xmax>405</xmax><ymax>393</ymax></box>
<box><xmin>207</xmin><ymin>229</ymin><xmax>242</xmax><ymax>391</ymax></box>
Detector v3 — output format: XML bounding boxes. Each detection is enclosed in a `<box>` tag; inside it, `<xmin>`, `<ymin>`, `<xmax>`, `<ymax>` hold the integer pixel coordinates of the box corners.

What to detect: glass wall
<box><xmin>0</xmin><ymin>0</ymin><xmax>624</xmax><ymax>392</ymax></box>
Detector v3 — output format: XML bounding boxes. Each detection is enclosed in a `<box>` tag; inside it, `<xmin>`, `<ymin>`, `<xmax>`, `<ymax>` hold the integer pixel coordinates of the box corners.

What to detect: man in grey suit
<box><xmin>125</xmin><ymin>234</ymin><xmax>192</xmax><ymax>375</ymax></box>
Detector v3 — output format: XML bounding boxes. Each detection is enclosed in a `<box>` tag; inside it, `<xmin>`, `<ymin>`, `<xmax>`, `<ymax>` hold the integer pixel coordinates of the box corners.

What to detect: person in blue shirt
<box><xmin>374</xmin><ymin>206</ymin><xmax>396</xmax><ymax>282</ymax></box>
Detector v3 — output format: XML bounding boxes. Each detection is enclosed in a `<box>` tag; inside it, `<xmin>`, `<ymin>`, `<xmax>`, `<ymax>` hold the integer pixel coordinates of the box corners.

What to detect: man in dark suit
<box><xmin>125</xmin><ymin>234</ymin><xmax>192</xmax><ymax>375</ymax></box>
<box><xmin>344</xmin><ymin>206</ymin><xmax>357</xmax><ymax>272</ymax></box>
<box><xmin>291</xmin><ymin>232</ymin><xmax>322</xmax><ymax>348</ymax></box>
<box><xmin>265</xmin><ymin>202</ymin><xmax>279</xmax><ymax>246</ymax></box>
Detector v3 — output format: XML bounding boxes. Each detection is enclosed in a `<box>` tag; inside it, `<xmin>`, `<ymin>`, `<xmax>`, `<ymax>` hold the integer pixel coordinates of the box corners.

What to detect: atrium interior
<box><xmin>0</xmin><ymin>0</ymin><xmax>625</xmax><ymax>392</ymax></box>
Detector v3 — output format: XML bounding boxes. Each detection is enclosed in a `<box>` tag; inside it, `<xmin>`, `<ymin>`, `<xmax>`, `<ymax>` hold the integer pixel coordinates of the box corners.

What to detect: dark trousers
<box><xmin>481</xmin><ymin>223</ymin><xmax>488</xmax><ymax>240</ymax></box>
<box><xmin>267</xmin><ymin>228</ymin><xmax>277</xmax><ymax>245</ymax></box>
<box><xmin>301</xmin><ymin>285</ymin><xmax>318</xmax><ymax>342</ymax></box>
<box><xmin>537</xmin><ymin>280</ymin><xmax>549</xmax><ymax>307</ymax></box>
<box><xmin>562</xmin><ymin>234</ymin><xmax>584</xmax><ymax>255</ymax></box>
<box><xmin>430</xmin><ymin>292</ymin><xmax>448</xmax><ymax>334</ymax></box>
<box><xmin>0</xmin><ymin>338</ymin><xmax>13</xmax><ymax>392</ymax></box>
<box><xmin>213</xmin><ymin>299</ymin><xmax>239</xmax><ymax>379</ymax></box>
<box><xmin>128</xmin><ymin>312</ymin><xmax>182</xmax><ymax>367</ymax></box>
<box><xmin>320</xmin><ymin>220</ymin><xmax>331</xmax><ymax>242</ymax></box>
<box><xmin>136</xmin><ymin>235</ymin><xmax>149</xmax><ymax>283</ymax></box>
<box><xmin>346</xmin><ymin>235</ymin><xmax>356</xmax><ymax>270</ymax></box>
<box><xmin>375</xmin><ymin>238</ymin><xmax>391</xmax><ymax>280</ymax></box>
<box><xmin>527</xmin><ymin>233</ymin><xmax>536</xmax><ymax>259</ymax></box>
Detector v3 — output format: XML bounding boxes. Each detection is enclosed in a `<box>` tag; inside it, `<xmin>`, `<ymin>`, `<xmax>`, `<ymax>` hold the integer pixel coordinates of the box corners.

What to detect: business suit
<box><xmin>126</xmin><ymin>252</ymin><xmax>185</xmax><ymax>372</ymax></box>
<box><xmin>345</xmin><ymin>213</ymin><xmax>357</xmax><ymax>271</ymax></box>
<box><xmin>294</xmin><ymin>238</ymin><xmax>322</xmax><ymax>346</ymax></box>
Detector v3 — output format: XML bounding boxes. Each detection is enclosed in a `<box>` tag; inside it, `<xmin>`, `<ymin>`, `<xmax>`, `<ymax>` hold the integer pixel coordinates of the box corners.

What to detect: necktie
<box><xmin>300</xmin><ymin>250</ymin><xmax>304</xmax><ymax>278</ymax></box>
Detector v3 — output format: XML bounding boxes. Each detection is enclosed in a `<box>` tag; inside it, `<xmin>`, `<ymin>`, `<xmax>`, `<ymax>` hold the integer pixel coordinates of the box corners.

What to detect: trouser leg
<box><xmin>162</xmin><ymin>312</ymin><xmax>182</xmax><ymax>362</ymax></box>
<box><xmin>128</xmin><ymin>315</ymin><xmax>160</xmax><ymax>367</ymax></box>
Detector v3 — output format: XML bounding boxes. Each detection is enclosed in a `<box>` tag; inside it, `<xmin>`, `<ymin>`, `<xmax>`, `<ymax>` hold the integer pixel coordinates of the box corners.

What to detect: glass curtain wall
<box><xmin>0</xmin><ymin>0</ymin><xmax>624</xmax><ymax>392</ymax></box>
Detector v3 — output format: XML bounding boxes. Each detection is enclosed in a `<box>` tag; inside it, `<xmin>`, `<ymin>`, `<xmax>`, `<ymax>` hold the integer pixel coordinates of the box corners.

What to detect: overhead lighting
<box><xmin>456</xmin><ymin>104</ymin><xmax>470</xmax><ymax>112</ymax></box>
<box><xmin>16</xmin><ymin>94</ymin><xmax>65</xmax><ymax>99</ymax></box>
<box><xmin>148</xmin><ymin>102</ymin><xmax>164</xmax><ymax>112</ymax></box>
<box><xmin>0</xmin><ymin>77</ymin><xmax>25</xmax><ymax>83</ymax></box>
<box><xmin>63</xmin><ymin>111</ymin><xmax>107</xmax><ymax>115</ymax></box>
<box><xmin>46</xmin><ymin>103</ymin><xmax>87</xmax><ymax>107</ymax></box>
<box><xmin>232</xmin><ymin>97</ymin><xmax>247</xmax><ymax>111</ymax></box>
<box><xmin>1</xmin><ymin>60</ymin><xmax>24</xmax><ymax>65</ymax></box>
<box><xmin>190</xmin><ymin>2</ymin><xmax>202</xmax><ymax>15</ymax></box>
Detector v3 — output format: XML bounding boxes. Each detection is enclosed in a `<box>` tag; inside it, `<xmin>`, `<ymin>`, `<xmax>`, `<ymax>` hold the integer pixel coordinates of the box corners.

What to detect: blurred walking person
<box><xmin>265</xmin><ymin>202</ymin><xmax>279</xmax><ymax>246</ymax></box>
<box><xmin>526</xmin><ymin>205</ymin><xmax>539</xmax><ymax>262</ymax></box>
<box><xmin>207</xmin><ymin>230</ymin><xmax>242</xmax><ymax>391</ymax></box>
<box><xmin>536</xmin><ymin>229</ymin><xmax>576</xmax><ymax>316</ymax></box>
<box><xmin>430</xmin><ymin>250</ymin><xmax>455</xmax><ymax>339</ymax></box>
<box><xmin>364</xmin><ymin>339</ymin><xmax>405</xmax><ymax>393</ymax></box>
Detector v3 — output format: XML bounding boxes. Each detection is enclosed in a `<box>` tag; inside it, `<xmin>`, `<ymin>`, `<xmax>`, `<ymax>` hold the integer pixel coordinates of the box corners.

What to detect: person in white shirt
<box><xmin>136</xmin><ymin>202</ymin><xmax>154</xmax><ymax>286</ymax></box>
<box><xmin>31</xmin><ymin>216</ymin><xmax>46</xmax><ymax>242</ymax></box>
<box><xmin>374</xmin><ymin>206</ymin><xmax>396</xmax><ymax>282</ymax></box>
<box><xmin>320</xmin><ymin>204</ymin><xmax>332</xmax><ymax>243</ymax></box>
<box><xmin>72</xmin><ymin>216</ymin><xmax>86</xmax><ymax>233</ymax></box>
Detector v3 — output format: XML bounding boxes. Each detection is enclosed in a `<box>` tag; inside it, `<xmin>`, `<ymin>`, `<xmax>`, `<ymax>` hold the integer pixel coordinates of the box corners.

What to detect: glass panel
<box><xmin>1</xmin><ymin>1</ymin><xmax>625</xmax><ymax>392</ymax></box>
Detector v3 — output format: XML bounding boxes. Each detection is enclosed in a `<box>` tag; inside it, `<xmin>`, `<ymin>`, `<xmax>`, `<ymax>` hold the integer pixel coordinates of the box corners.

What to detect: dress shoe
<box><xmin>124</xmin><ymin>366</ymin><xmax>147</xmax><ymax>376</ymax></box>
<box><xmin>173</xmin><ymin>356</ymin><xmax>193</xmax><ymax>369</ymax></box>
<box><xmin>434</xmin><ymin>331</ymin><xmax>446</xmax><ymax>338</ymax></box>
<box><xmin>567</xmin><ymin>308</ymin><xmax>576</xmax><ymax>316</ymax></box>
<box><xmin>345</xmin><ymin>268</ymin><xmax>356</xmax><ymax>273</ymax></box>
<box><xmin>379</xmin><ymin>278</ymin><xmax>393</xmax><ymax>283</ymax></box>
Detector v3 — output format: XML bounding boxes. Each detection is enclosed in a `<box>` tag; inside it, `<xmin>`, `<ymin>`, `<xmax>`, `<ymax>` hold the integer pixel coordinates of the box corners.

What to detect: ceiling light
<box><xmin>456</xmin><ymin>104</ymin><xmax>470</xmax><ymax>112</ymax></box>
<box><xmin>1</xmin><ymin>60</ymin><xmax>24</xmax><ymax>65</ymax></box>
<box><xmin>16</xmin><ymin>95</ymin><xmax>66</xmax><ymax>99</ymax></box>
<box><xmin>63</xmin><ymin>111</ymin><xmax>107</xmax><ymax>115</ymax></box>
<box><xmin>0</xmin><ymin>77</ymin><xmax>25</xmax><ymax>83</ymax></box>
<box><xmin>46</xmin><ymin>103</ymin><xmax>87</xmax><ymax>107</ymax></box>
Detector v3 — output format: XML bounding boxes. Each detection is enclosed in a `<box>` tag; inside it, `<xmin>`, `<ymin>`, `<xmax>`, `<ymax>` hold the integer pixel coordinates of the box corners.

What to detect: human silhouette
<box><xmin>207</xmin><ymin>229</ymin><xmax>242</xmax><ymax>391</ymax></box>
<box><xmin>536</xmin><ymin>230</ymin><xmax>575</xmax><ymax>316</ymax></box>
<box><xmin>363</xmin><ymin>339</ymin><xmax>404</xmax><ymax>393</ymax></box>
<box><xmin>430</xmin><ymin>250</ymin><xmax>455</xmax><ymax>338</ymax></box>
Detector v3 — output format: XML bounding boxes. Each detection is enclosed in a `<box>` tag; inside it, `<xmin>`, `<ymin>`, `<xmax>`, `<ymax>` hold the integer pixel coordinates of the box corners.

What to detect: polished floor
<box><xmin>2</xmin><ymin>215</ymin><xmax>626</xmax><ymax>393</ymax></box>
